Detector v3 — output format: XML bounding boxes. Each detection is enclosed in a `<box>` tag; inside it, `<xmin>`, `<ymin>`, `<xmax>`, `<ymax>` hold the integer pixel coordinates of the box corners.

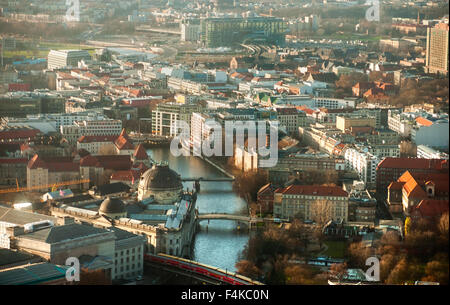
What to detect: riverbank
<box><xmin>195</xmin><ymin>155</ymin><xmax>235</xmax><ymax>179</ymax></box>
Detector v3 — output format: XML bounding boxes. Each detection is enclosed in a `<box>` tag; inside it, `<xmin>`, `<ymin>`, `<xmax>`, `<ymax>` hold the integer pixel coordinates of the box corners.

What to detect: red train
<box><xmin>144</xmin><ymin>253</ymin><xmax>251</xmax><ymax>285</ymax></box>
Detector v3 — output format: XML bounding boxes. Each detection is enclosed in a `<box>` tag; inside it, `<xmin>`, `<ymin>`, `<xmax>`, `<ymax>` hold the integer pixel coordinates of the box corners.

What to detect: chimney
<box><xmin>58</xmin><ymin>216</ymin><xmax>75</xmax><ymax>225</ymax></box>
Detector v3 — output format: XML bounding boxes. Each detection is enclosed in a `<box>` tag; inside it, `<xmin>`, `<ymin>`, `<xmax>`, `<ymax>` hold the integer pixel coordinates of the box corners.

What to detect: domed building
<box><xmin>98</xmin><ymin>197</ymin><xmax>127</xmax><ymax>219</ymax></box>
<box><xmin>137</xmin><ymin>163</ymin><xmax>183</xmax><ymax>203</ymax></box>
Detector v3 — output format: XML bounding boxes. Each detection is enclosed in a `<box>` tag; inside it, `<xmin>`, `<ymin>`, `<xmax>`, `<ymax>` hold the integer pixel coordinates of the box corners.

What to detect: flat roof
<box><xmin>0</xmin><ymin>206</ymin><xmax>57</xmax><ymax>227</ymax></box>
<box><xmin>0</xmin><ymin>262</ymin><xmax>68</xmax><ymax>285</ymax></box>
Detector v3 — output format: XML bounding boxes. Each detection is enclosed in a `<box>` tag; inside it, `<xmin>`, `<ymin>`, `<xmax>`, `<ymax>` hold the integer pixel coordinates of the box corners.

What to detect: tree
<box><xmin>438</xmin><ymin>213</ymin><xmax>449</xmax><ymax>236</ymax></box>
<box><xmin>347</xmin><ymin>241</ymin><xmax>373</xmax><ymax>269</ymax></box>
<box><xmin>235</xmin><ymin>260</ymin><xmax>261</xmax><ymax>280</ymax></box>
<box><xmin>284</xmin><ymin>264</ymin><xmax>318</xmax><ymax>285</ymax></box>
<box><xmin>329</xmin><ymin>262</ymin><xmax>348</xmax><ymax>283</ymax></box>
<box><xmin>421</xmin><ymin>257</ymin><xmax>449</xmax><ymax>285</ymax></box>
<box><xmin>310</xmin><ymin>200</ymin><xmax>333</xmax><ymax>249</ymax></box>
<box><xmin>335</xmin><ymin>72</ymin><xmax>368</xmax><ymax>90</ymax></box>
<box><xmin>385</xmin><ymin>258</ymin><xmax>411</xmax><ymax>284</ymax></box>
<box><xmin>399</xmin><ymin>141</ymin><xmax>417</xmax><ymax>158</ymax></box>
<box><xmin>404</xmin><ymin>217</ymin><xmax>412</xmax><ymax>237</ymax></box>
<box><xmin>98</xmin><ymin>144</ymin><xmax>117</xmax><ymax>155</ymax></box>
<box><xmin>379</xmin><ymin>253</ymin><xmax>401</xmax><ymax>283</ymax></box>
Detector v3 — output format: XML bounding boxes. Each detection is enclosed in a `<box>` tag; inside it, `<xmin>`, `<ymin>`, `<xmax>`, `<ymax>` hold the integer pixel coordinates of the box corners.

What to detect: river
<box><xmin>147</xmin><ymin>147</ymin><xmax>249</xmax><ymax>272</ymax></box>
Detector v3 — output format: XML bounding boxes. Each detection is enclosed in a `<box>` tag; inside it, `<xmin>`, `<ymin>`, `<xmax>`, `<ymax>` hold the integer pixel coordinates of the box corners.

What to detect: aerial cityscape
<box><xmin>0</xmin><ymin>0</ymin><xmax>448</xmax><ymax>290</ymax></box>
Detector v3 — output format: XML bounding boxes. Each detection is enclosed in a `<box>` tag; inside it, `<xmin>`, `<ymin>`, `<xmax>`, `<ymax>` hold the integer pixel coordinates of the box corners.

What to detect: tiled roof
<box><xmin>28</xmin><ymin>155</ymin><xmax>79</xmax><ymax>172</ymax></box>
<box><xmin>114</xmin><ymin>129</ymin><xmax>134</xmax><ymax>150</ymax></box>
<box><xmin>415</xmin><ymin>116</ymin><xmax>433</xmax><ymax>127</ymax></box>
<box><xmin>20</xmin><ymin>223</ymin><xmax>111</xmax><ymax>244</ymax></box>
<box><xmin>77</xmin><ymin>135</ymin><xmax>118</xmax><ymax>143</ymax></box>
<box><xmin>388</xmin><ymin>181</ymin><xmax>404</xmax><ymax>190</ymax></box>
<box><xmin>397</xmin><ymin>170</ymin><xmax>449</xmax><ymax>199</ymax></box>
<box><xmin>0</xmin><ymin>206</ymin><xmax>57</xmax><ymax>225</ymax></box>
<box><xmin>377</xmin><ymin>158</ymin><xmax>448</xmax><ymax>171</ymax></box>
<box><xmin>275</xmin><ymin>185</ymin><xmax>348</xmax><ymax>197</ymax></box>
<box><xmin>0</xmin><ymin>158</ymin><xmax>28</xmax><ymax>164</ymax></box>
<box><xmin>413</xmin><ymin>199</ymin><xmax>449</xmax><ymax>218</ymax></box>
<box><xmin>110</xmin><ymin>170</ymin><xmax>141</xmax><ymax>182</ymax></box>
<box><xmin>257</xmin><ymin>183</ymin><xmax>275</xmax><ymax>196</ymax></box>
<box><xmin>133</xmin><ymin>144</ymin><xmax>148</xmax><ymax>160</ymax></box>
<box><xmin>0</xmin><ymin>129</ymin><xmax>41</xmax><ymax>141</ymax></box>
<box><xmin>80</xmin><ymin>155</ymin><xmax>132</xmax><ymax>170</ymax></box>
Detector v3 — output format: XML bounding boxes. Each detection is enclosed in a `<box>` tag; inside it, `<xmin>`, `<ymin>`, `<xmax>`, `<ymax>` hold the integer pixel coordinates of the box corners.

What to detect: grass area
<box><xmin>3</xmin><ymin>41</ymin><xmax>95</xmax><ymax>59</ymax></box>
<box><xmin>322</xmin><ymin>241</ymin><xmax>346</xmax><ymax>259</ymax></box>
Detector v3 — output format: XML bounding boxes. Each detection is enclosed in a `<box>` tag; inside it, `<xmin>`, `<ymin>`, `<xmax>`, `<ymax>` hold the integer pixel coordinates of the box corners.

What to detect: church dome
<box><xmin>99</xmin><ymin>197</ymin><xmax>126</xmax><ymax>214</ymax></box>
<box><xmin>137</xmin><ymin>164</ymin><xmax>183</xmax><ymax>203</ymax></box>
<box><xmin>139</xmin><ymin>164</ymin><xmax>182</xmax><ymax>190</ymax></box>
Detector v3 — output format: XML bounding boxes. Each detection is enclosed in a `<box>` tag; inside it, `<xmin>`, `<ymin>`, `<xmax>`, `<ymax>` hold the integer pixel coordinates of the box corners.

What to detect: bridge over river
<box><xmin>197</xmin><ymin>213</ymin><xmax>285</xmax><ymax>228</ymax></box>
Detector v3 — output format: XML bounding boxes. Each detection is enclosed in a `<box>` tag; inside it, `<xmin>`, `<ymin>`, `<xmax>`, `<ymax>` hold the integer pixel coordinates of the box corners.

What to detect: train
<box><xmin>144</xmin><ymin>253</ymin><xmax>262</xmax><ymax>285</ymax></box>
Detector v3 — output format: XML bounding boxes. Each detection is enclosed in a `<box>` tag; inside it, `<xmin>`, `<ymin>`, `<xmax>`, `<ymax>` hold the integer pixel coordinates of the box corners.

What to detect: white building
<box><xmin>61</xmin><ymin>120</ymin><xmax>122</xmax><ymax>145</ymax></box>
<box><xmin>387</xmin><ymin>110</ymin><xmax>414</xmax><ymax>137</ymax></box>
<box><xmin>417</xmin><ymin>145</ymin><xmax>449</xmax><ymax>159</ymax></box>
<box><xmin>181</xmin><ymin>21</ymin><xmax>201</xmax><ymax>42</ymax></box>
<box><xmin>344</xmin><ymin>147</ymin><xmax>380</xmax><ymax>188</ymax></box>
<box><xmin>152</xmin><ymin>103</ymin><xmax>202</xmax><ymax>137</ymax></box>
<box><xmin>47</xmin><ymin>50</ymin><xmax>92</xmax><ymax>70</ymax></box>
<box><xmin>314</xmin><ymin>97</ymin><xmax>357</xmax><ymax>109</ymax></box>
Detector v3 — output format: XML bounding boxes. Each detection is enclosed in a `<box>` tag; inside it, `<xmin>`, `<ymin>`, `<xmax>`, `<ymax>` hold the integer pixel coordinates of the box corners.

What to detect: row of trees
<box><xmin>236</xmin><ymin>219</ymin><xmax>328</xmax><ymax>284</ymax></box>
<box><xmin>236</xmin><ymin>198</ymin><xmax>337</xmax><ymax>285</ymax></box>
<box><xmin>347</xmin><ymin>213</ymin><xmax>449</xmax><ymax>284</ymax></box>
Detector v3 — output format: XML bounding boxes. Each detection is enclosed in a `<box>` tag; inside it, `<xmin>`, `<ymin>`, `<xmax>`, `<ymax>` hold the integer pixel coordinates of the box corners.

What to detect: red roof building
<box><xmin>114</xmin><ymin>129</ymin><xmax>134</xmax><ymax>152</ymax></box>
<box><xmin>273</xmin><ymin>185</ymin><xmax>349</xmax><ymax>221</ymax></box>
<box><xmin>0</xmin><ymin>128</ymin><xmax>41</xmax><ymax>144</ymax></box>
<box><xmin>386</xmin><ymin>170</ymin><xmax>449</xmax><ymax>216</ymax></box>
<box><xmin>133</xmin><ymin>144</ymin><xmax>148</xmax><ymax>160</ymax></box>
<box><xmin>376</xmin><ymin>157</ymin><xmax>449</xmax><ymax>194</ymax></box>
<box><xmin>411</xmin><ymin>199</ymin><xmax>449</xmax><ymax>219</ymax></box>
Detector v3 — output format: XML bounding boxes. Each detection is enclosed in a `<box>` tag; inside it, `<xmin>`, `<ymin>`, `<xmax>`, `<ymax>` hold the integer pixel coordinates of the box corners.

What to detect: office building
<box><xmin>425</xmin><ymin>23</ymin><xmax>449</xmax><ymax>75</ymax></box>
<box><xmin>200</xmin><ymin>17</ymin><xmax>286</xmax><ymax>48</ymax></box>
<box><xmin>48</xmin><ymin>50</ymin><xmax>92</xmax><ymax>70</ymax></box>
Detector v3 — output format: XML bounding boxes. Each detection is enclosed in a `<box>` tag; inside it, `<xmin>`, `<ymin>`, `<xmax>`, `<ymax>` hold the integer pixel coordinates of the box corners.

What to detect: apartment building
<box><xmin>344</xmin><ymin>147</ymin><xmax>380</xmax><ymax>188</ymax></box>
<box><xmin>273</xmin><ymin>185</ymin><xmax>349</xmax><ymax>222</ymax></box>
<box><xmin>61</xmin><ymin>120</ymin><xmax>122</xmax><ymax>145</ymax></box>
<box><xmin>425</xmin><ymin>23</ymin><xmax>449</xmax><ymax>75</ymax></box>
<box><xmin>387</xmin><ymin>109</ymin><xmax>414</xmax><ymax>137</ymax></box>
<box><xmin>152</xmin><ymin>103</ymin><xmax>202</xmax><ymax>137</ymax></box>
<box><xmin>275</xmin><ymin>108</ymin><xmax>307</xmax><ymax>134</ymax></box>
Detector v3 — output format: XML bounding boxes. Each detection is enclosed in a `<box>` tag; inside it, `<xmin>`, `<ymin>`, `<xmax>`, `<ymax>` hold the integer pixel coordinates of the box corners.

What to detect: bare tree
<box><xmin>438</xmin><ymin>213</ymin><xmax>449</xmax><ymax>236</ymax></box>
<box><xmin>310</xmin><ymin>200</ymin><xmax>333</xmax><ymax>249</ymax></box>
<box><xmin>98</xmin><ymin>144</ymin><xmax>117</xmax><ymax>156</ymax></box>
<box><xmin>399</xmin><ymin>141</ymin><xmax>417</xmax><ymax>158</ymax></box>
<box><xmin>329</xmin><ymin>262</ymin><xmax>348</xmax><ymax>283</ymax></box>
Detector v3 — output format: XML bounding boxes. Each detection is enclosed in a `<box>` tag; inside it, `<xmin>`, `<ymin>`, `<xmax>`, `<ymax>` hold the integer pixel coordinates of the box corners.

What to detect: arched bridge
<box><xmin>197</xmin><ymin>213</ymin><xmax>284</xmax><ymax>224</ymax></box>
<box><xmin>181</xmin><ymin>177</ymin><xmax>235</xmax><ymax>182</ymax></box>
<box><xmin>197</xmin><ymin>213</ymin><xmax>252</xmax><ymax>222</ymax></box>
<box><xmin>144</xmin><ymin>253</ymin><xmax>263</xmax><ymax>285</ymax></box>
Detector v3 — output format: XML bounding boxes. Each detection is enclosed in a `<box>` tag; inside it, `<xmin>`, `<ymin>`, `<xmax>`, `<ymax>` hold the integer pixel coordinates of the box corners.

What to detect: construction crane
<box><xmin>0</xmin><ymin>179</ymin><xmax>90</xmax><ymax>195</ymax></box>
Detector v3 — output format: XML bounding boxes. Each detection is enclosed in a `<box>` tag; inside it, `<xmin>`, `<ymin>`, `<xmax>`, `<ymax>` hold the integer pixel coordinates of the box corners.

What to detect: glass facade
<box><xmin>200</xmin><ymin>17</ymin><xmax>286</xmax><ymax>48</ymax></box>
